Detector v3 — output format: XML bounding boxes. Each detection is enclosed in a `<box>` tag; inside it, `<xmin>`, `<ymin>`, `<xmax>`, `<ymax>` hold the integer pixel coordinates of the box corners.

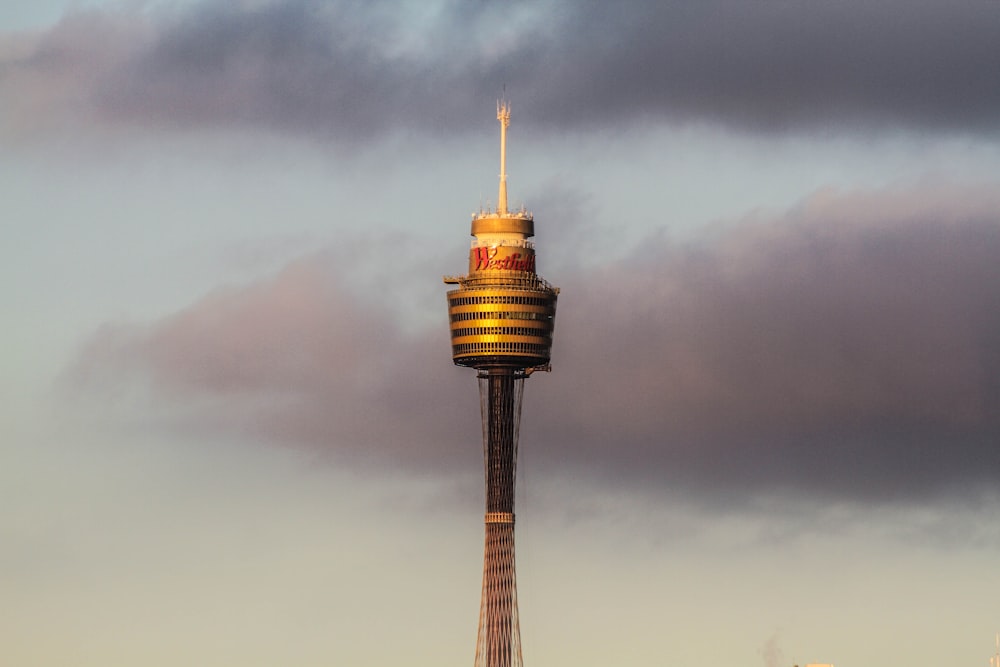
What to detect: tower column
<box><xmin>475</xmin><ymin>370</ymin><xmax>524</xmax><ymax>667</ymax></box>
<box><xmin>485</xmin><ymin>371</ymin><xmax>517</xmax><ymax>514</ymax></box>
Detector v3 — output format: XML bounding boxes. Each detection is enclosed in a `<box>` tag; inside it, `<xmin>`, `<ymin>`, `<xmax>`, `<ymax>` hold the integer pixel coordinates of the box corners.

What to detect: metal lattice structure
<box><xmin>475</xmin><ymin>370</ymin><xmax>525</xmax><ymax>667</ymax></box>
<box><xmin>444</xmin><ymin>102</ymin><xmax>558</xmax><ymax>667</ymax></box>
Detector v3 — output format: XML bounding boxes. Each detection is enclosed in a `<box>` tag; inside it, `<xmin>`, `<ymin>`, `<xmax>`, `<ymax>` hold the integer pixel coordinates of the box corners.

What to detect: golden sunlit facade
<box><xmin>445</xmin><ymin>112</ymin><xmax>558</xmax><ymax>369</ymax></box>
<box><xmin>444</xmin><ymin>102</ymin><xmax>558</xmax><ymax>667</ymax></box>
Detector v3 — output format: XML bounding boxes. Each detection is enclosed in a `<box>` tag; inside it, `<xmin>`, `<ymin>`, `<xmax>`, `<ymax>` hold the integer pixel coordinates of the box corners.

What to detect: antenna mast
<box><xmin>497</xmin><ymin>99</ymin><xmax>511</xmax><ymax>215</ymax></box>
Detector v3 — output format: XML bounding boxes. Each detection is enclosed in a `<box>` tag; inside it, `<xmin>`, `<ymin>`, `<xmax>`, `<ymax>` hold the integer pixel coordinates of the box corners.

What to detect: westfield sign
<box><xmin>471</xmin><ymin>246</ymin><xmax>537</xmax><ymax>273</ymax></box>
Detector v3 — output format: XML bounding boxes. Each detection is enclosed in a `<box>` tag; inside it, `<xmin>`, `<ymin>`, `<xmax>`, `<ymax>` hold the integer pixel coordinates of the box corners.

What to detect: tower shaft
<box><xmin>475</xmin><ymin>371</ymin><xmax>524</xmax><ymax>667</ymax></box>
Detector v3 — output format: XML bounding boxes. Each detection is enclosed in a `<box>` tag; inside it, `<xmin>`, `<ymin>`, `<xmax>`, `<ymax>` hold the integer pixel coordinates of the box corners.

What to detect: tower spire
<box><xmin>497</xmin><ymin>99</ymin><xmax>510</xmax><ymax>215</ymax></box>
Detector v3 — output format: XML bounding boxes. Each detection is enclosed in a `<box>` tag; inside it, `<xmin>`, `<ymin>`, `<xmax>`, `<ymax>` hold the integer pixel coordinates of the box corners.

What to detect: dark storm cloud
<box><xmin>515</xmin><ymin>0</ymin><xmax>1000</xmax><ymax>134</ymax></box>
<box><xmin>4</xmin><ymin>0</ymin><xmax>1000</xmax><ymax>140</ymax></box>
<box><xmin>537</xmin><ymin>184</ymin><xmax>1000</xmax><ymax>504</ymax></box>
<box><xmin>68</xmin><ymin>184</ymin><xmax>1000</xmax><ymax>506</ymax></box>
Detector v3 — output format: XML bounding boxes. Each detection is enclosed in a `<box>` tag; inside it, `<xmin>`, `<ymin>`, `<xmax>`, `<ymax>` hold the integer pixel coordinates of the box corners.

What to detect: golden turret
<box><xmin>444</xmin><ymin>102</ymin><xmax>559</xmax><ymax>370</ymax></box>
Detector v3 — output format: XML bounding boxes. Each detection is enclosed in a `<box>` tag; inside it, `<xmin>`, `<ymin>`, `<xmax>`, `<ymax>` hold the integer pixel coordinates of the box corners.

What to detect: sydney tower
<box><xmin>443</xmin><ymin>102</ymin><xmax>559</xmax><ymax>667</ymax></box>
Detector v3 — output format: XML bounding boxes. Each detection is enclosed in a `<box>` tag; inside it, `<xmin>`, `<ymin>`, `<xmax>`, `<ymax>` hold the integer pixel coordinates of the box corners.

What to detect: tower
<box><xmin>444</xmin><ymin>101</ymin><xmax>559</xmax><ymax>667</ymax></box>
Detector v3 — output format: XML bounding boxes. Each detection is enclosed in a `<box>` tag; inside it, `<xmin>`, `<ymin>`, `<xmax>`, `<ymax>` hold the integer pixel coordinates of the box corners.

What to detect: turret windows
<box><xmin>451</xmin><ymin>326</ymin><xmax>552</xmax><ymax>339</ymax></box>
<box><xmin>449</xmin><ymin>311</ymin><xmax>553</xmax><ymax>323</ymax></box>
<box><xmin>448</xmin><ymin>295</ymin><xmax>554</xmax><ymax>307</ymax></box>
<box><xmin>451</xmin><ymin>342</ymin><xmax>550</xmax><ymax>357</ymax></box>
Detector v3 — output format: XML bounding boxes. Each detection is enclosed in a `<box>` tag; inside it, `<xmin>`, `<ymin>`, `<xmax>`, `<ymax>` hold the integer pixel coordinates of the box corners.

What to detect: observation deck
<box><xmin>446</xmin><ymin>276</ymin><xmax>558</xmax><ymax>370</ymax></box>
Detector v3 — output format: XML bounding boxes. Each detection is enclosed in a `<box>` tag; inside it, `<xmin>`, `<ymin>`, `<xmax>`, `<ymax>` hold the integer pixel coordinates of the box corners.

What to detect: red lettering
<box><xmin>472</xmin><ymin>247</ymin><xmax>537</xmax><ymax>273</ymax></box>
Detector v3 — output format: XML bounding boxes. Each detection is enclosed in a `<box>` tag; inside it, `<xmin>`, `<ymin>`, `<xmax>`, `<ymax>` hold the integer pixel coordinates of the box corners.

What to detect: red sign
<box><xmin>471</xmin><ymin>246</ymin><xmax>536</xmax><ymax>273</ymax></box>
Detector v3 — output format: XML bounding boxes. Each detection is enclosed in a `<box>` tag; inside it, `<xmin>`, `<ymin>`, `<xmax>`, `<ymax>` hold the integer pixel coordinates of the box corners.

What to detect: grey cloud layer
<box><xmin>4</xmin><ymin>0</ymin><xmax>1000</xmax><ymax>140</ymax></box>
<box><xmin>542</xmin><ymin>185</ymin><xmax>1000</xmax><ymax>504</ymax></box>
<box><xmin>70</xmin><ymin>184</ymin><xmax>1000</xmax><ymax>506</ymax></box>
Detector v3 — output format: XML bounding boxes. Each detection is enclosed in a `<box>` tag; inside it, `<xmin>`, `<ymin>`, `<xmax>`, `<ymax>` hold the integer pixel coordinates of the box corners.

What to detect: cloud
<box><xmin>67</xmin><ymin>183</ymin><xmax>1000</xmax><ymax>510</ymax></box>
<box><xmin>67</xmin><ymin>247</ymin><xmax>478</xmax><ymax>472</ymax></box>
<box><xmin>540</xmin><ymin>183</ymin><xmax>1000</xmax><ymax>504</ymax></box>
<box><xmin>515</xmin><ymin>0</ymin><xmax>1000</xmax><ymax>135</ymax></box>
<box><xmin>4</xmin><ymin>0</ymin><xmax>1000</xmax><ymax>142</ymax></box>
<box><xmin>0</xmin><ymin>8</ymin><xmax>149</xmax><ymax>139</ymax></box>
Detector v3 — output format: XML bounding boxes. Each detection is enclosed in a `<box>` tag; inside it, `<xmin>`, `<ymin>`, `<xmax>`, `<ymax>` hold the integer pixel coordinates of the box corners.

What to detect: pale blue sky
<box><xmin>4</xmin><ymin>2</ymin><xmax>1000</xmax><ymax>666</ymax></box>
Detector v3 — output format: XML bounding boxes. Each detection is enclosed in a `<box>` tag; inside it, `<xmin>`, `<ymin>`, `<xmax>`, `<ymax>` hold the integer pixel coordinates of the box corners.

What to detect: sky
<box><xmin>3</xmin><ymin>1</ymin><xmax>1000</xmax><ymax>665</ymax></box>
